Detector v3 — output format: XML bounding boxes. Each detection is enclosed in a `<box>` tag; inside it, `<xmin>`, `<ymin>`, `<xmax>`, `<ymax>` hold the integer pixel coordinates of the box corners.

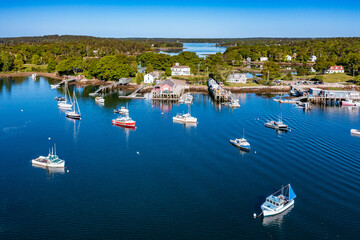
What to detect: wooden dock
<box><xmin>90</xmin><ymin>82</ymin><xmax>122</xmax><ymax>96</ymax></box>
<box><xmin>118</xmin><ymin>85</ymin><xmax>147</xmax><ymax>99</ymax></box>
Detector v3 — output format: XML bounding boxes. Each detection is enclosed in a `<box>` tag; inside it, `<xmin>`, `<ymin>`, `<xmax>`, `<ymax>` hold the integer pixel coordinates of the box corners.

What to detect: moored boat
<box><xmin>95</xmin><ymin>96</ymin><xmax>105</xmax><ymax>104</ymax></box>
<box><xmin>112</xmin><ymin>114</ymin><xmax>136</xmax><ymax>128</ymax></box>
<box><xmin>31</xmin><ymin>73</ymin><xmax>37</xmax><ymax>80</ymax></box>
<box><xmin>342</xmin><ymin>99</ymin><xmax>356</xmax><ymax>106</ymax></box>
<box><xmin>184</xmin><ymin>94</ymin><xmax>193</xmax><ymax>104</ymax></box>
<box><xmin>173</xmin><ymin>113</ymin><xmax>197</xmax><ymax>123</ymax></box>
<box><xmin>261</xmin><ymin>184</ymin><xmax>296</xmax><ymax>217</ymax></box>
<box><xmin>55</xmin><ymin>96</ymin><xmax>65</xmax><ymax>101</ymax></box>
<box><xmin>32</xmin><ymin>145</ymin><xmax>65</xmax><ymax>168</ymax></box>
<box><xmin>229</xmin><ymin>98</ymin><xmax>241</xmax><ymax>108</ymax></box>
<box><xmin>66</xmin><ymin>91</ymin><xmax>81</xmax><ymax>120</ymax></box>
<box><xmin>230</xmin><ymin>138</ymin><xmax>250</xmax><ymax>151</ymax></box>
<box><xmin>265</xmin><ymin>118</ymin><xmax>288</xmax><ymax>131</ymax></box>
<box><xmin>58</xmin><ymin>82</ymin><xmax>73</xmax><ymax>109</ymax></box>
<box><xmin>114</xmin><ymin>106</ymin><xmax>129</xmax><ymax>115</ymax></box>
<box><xmin>178</xmin><ymin>96</ymin><xmax>184</xmax><ymax>103</ymax></box>
<box><xmin>350</xmin><ymin>129</ymin><xmax>360</xmax><ymax>136</ymax></box>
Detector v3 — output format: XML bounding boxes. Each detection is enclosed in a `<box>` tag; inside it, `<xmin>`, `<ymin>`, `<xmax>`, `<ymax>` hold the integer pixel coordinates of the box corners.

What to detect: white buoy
<box><xmin>67</xmin><ymin>170</ymin><xmax>69</xmax><ymax>173</ymax></box>
<box><xmin>253</xmin><ymin>213</ymin><xmax>257</xmax><ymax>218</ymax></box>
<box><xmin>21</xmin><ymin>109</ymin><xmax>23</xmax><ymax>112</ymax></box>
<box><xmin>137</xmin><ymin>151</ymin><xmax>139</xmax><ymax>155</ymax></box>
<box><xmin>48</xmin><ymin>137</ymin><xmax>51</xmax><ymax>140</ymax></box>
<box><xmin>255</xmin><ymin>151</ymin><xmax>257</xmax><ymax>154</ymax></box>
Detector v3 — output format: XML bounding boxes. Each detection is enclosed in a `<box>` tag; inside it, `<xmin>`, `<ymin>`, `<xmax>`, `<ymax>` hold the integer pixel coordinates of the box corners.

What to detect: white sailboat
<box><xmin>66</xmin><ymin>91</ymin><xmax>81</xmax><ymax>119</ymax></box>
<box><xmin>58</xmin><ymin>83</ymin><xmax>73</xmax><ymax>109</ymax></box>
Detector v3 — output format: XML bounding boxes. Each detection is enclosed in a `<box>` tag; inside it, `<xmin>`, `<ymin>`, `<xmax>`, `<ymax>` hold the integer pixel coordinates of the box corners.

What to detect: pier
<box><xmin>207</xmin><ymin>78</ymin><xmax>231</xmax><ymax>102</ymax></box>
<box><xmin>118</xmin><ymin>85</ymin><xmax>147</xmax><ymax>99</ymax></box>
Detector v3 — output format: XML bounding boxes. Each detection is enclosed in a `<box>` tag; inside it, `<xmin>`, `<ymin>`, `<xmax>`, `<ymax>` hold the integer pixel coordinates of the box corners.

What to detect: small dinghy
<box><xmin>351</xmin><ymin>129</ymin><xmax>360</xmax><ymax>136</ymax></box>
<box><xmin>261</xmin><ymin>184</ymin><xmax>296</xmax><ymax>217</ymax></box>
<box><xmin>55</xmin><ymin>96</ymin><xmax>65</xmax><ymax>101</ymax></box>
<box><xmin>95</xmin><ymin>96</ymin><xmax>105</xmax><ymax>104</ymax></box>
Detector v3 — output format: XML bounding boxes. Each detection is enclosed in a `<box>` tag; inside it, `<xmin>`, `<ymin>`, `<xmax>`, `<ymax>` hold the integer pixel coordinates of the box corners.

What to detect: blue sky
<box><xmin>1</xmin><ymin>1</ymin><xmax>360</xmax><ymax>38</ymax></box>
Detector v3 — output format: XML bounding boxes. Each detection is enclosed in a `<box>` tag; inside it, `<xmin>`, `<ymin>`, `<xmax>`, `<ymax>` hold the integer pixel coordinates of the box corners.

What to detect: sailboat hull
<box><xmin>262</xmin><ymin>199</ymin><xmax>295</xmax><ymax>217</ymax></box>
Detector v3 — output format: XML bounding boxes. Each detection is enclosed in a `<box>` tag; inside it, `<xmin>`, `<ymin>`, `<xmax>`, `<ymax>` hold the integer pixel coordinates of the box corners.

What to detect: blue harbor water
<box><xmin>0</xmin><ymin>77</ymin><xmax>360</xmax><ymax>239</ymax></box>
<box><xmin>160</xmin><ymin>42</ymin><xmax>227</xmax><ymax>58</ymax></box>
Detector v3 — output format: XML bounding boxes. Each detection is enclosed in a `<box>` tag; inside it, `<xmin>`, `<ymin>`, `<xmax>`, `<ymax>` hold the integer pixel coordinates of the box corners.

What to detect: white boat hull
<box><xmin>351</xmin><ymin>129</ymin><xmax>360</xmax><ymax>136</ymax></box>
<box><xmin>262</xmin><ymin>199</ymin><xmax>295</xmax><ymax>217</ymax></box>
<box><xmin>32</xmin><ymin>157</ymin><xmax>65</xmax><ymax>168</ymax></box>
<box><xmin>173</xmin><ymin>117</ymin><xmax>197</xmax><ymax>123</ymax></box>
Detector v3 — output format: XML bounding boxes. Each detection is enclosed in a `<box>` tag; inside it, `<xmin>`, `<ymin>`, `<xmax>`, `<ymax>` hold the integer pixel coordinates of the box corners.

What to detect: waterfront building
<box><xmin>227</xmin><ymin>73</ymin><xmax>247</xmax><ymax>84</ymax></box>
<box><xmin>171</xmin><ymin>63</ymin><xmax>191</xmax><ymax>76</ymax></box>
<box><xmin>324</xmin><ymin>66</ymin><xmax>344</xmax><ymax>74</ymax></box>
<box><xmin>154</xmin><ymin>79</ymin><xmax>176</xmax><ymax>92</ymax></box>
<box><xmin>260</xmin><ymin>57</ymin><xmax>268</xmax><ymax>62</ymax></box>
<box><xmin>309</xmin><ymin>87</ymin><xmax>359</xmax><ymax>98</ymax></box>
<box><xmin>310</xmin><ymin>55</ymin><xmax>317</xmax><ymax>62</ymax></box>
<box><xmin>144</xmin><ymin>71</ymin><xmax>160</xmax><ymax>84</ymax></box>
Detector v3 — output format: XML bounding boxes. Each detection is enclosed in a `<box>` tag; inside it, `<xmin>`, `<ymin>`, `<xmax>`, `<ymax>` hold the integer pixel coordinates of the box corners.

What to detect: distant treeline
<box><xmin>0</xmin><ymin>35</ymin><xmax>359</xmax><ymax>83</ymax></box>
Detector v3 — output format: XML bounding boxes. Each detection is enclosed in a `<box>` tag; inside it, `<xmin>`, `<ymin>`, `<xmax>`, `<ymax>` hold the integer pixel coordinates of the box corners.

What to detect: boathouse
<box><xmin>152</xmin><ymin>80</ymin><xmax>181</xmax><ymax>100</ymax></box>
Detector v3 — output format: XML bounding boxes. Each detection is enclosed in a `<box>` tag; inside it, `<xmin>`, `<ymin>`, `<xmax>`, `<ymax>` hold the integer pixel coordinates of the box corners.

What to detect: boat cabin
<box><xmin>265</xmin><ymin>195</ymin><xmax>285</xmax><ymax>209</ymax></box>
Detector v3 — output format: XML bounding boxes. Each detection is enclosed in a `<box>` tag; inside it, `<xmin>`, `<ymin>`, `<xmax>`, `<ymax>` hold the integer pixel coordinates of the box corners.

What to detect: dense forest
<box><xmin>0</xmin><ymin>35</ymin><xmax>359</xmax><ymax>83</ymax></box>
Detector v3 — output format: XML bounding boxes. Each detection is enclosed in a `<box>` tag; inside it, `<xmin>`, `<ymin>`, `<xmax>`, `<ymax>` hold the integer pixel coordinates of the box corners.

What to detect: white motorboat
<box><xmin>114</xmin><ymin>106</ymin><xmax>129</xmax><ymax>115</ymax></box>
<box><xmin>230</xmin><ymin>138</ymin><xmax>250</xmax><ymax>151</ymax></box>
<box><xmin>178</xmin><ymin>96</ymin><xmax>184</xmax><ymax>103</ymax></box>
<box><xmin>66</xmin><ymin>91</ymin><xmax>81</xmax><ymax>120</ymax></box>
<box><xmin>184</xmin><ymin>94</ymin><xmax>193</xmax><ymax>104</ymax></box>
<box><xmin>32</xmin><ymin>145</ymin><xmax>65</xmax><ymax>168</ymax></box>
<box><xmin>31</xmin><ymin>73</ymin><xmax>37</xmax><ymax>80</ymax></box>
<box><xmin>342</xmin><ymin>99</ymin><xmax>356</xmax><ymax>107</ymax></box>
<box><xmin>265</xmin><ymin>117</ymin><xmax>288</xmax><ymax>131</ymax></box>
<box><xmin>173</xmin><ymin>113</ymin><xmax>197</xmax><ymax>123</ymax></box>
<box><xmin>261</xmin><ymin>184</ymin><xmax>296</xmax><ymax>217</ymax></box>
<box><xmin>95</xmin><ymin>96</ymin><xmax>105</xmax><ymax>104</ymax></box>
<box><xmin>351</xmin><ymin>129</ymin><xmax>360</xmax><ymax>136</ymax></box>
<box><xmin>229</xmin><ymin>99</ymin><xmax>241</xmax><ymax>108</ymax></box>
<box><xmin>51</xmin><ymin>84</ymin><xmax>60</xmax><ymax>89</ymax></box>
<box><xmin>230</xmin><ymin>129</ymin><xmax>250</xmax><ymax>151</ymax></box>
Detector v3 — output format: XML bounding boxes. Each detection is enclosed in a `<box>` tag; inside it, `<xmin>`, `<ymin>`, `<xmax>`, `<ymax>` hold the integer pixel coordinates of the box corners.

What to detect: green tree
<box><xmin>94</xmin><ymin>55</ymin><xmax>132</xmax><ymax>81</ymax></box>
<box><xmin>1</xmin><ymin>53</ymin><xmax>14</xmax><ymax>72</ymax></box>
<box><xmin>146</xmin><ymin>63</ymin><xmax>154</xmax><ymax>73</ymax></box>
<box><xmin>47</xmin><ymin>59</ymin><xmax>57</xmax><ymax>73</ymax></box>
<box><xmin>261</xmin><ymin>61</ymin><xmax>280</xmax><ymax>80</ymax></box>
<box><xmin>56</xmin><ymin>57</ymin><xmax>83</xmax><ymax>75</ymax></box>
<box><xmin>31</xmin><ymin>54</ymin><xmax>41</xmax><ymax>65</ymax></box>
<box><xmin>136</xmin><ymin>72</ymin><xmax>144</xmax><ymax>84</ymax></box>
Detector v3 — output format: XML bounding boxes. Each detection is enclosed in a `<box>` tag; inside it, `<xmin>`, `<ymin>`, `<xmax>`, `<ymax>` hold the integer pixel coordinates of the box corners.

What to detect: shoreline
<box><xmin>1</xmin><ymin>72</ymin><xmax>359</xmax><ymax>94</ymax></box>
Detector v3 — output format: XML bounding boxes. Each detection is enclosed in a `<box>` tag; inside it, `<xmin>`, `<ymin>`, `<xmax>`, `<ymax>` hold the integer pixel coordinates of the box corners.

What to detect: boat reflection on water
<box><xmin>262</xmin><ymin>204</ymin><xmax>294</xmax><ymax>227</ymax></box>
<box><xmin>32</xmin><ymin>163</ymin><xmax>65</xmax><ymax>175</ymax></box>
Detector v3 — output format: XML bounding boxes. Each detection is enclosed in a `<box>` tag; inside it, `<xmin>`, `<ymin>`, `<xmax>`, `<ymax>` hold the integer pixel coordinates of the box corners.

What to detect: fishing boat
<box><xmin>114</xmin><ymin>106</ymin><xmax>129</xmax><ymax>115</ymax></box>
<box><xmin>112</xmin><ymin>114</ymin><xmax>136</xmax><ymax>128</ymax></box>
<box><xmin>31</xmin><ymin>145</ymin><xmax>65</xmax><ymax>168</ymax></box>
<box><xmin>95</xmin><ymin>96</ymin><xmax>105</xmax><ymax>104</ymax></box>
<box><xmin>261</xmin><ymin>184</ymin><xmax>296</xmax><ymax>217</ymax></box>
<box><xmin>342</xmin><ymin>99</ymin><xmax>356</xmax><ymax>106</ymax></box>
<box><xmin>184</xmin><ymin>94</ymin><xmax>193</xmax><ymax>104</ymax></box>
<box><xmin>66</xmin><ymin>91</ymin><xmax>81</xmax><ymax>119</ymax></box>
<box><xmin>351</xmin><ymin>129</ymin><xmax>360</xmax><ymax>136</ymax></box>
<box><xmin>58</xmin><ymin>83</ymin><xmax>73</xmax><ymax>109</ymax></box>
<box><xmin>230</xmin><ymin>129</ymin><xmax>250</xmax><ymax>151</ymax></box>
<box><xmin>173</xmin><ymin>113</ymin><xmax>197</xmax><ymax>123</ymax></box>
<box><xmin>265</xmin><ymin>118</ymin><xmax>288</xmax><ymax>131</ymax></box>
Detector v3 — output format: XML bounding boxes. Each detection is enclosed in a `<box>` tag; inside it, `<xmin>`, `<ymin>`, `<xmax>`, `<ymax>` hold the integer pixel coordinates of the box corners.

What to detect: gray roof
<box><xmin>155</xmin><ymin>80</ymin><xmax>175</xmax><ymax>88</ymax></box>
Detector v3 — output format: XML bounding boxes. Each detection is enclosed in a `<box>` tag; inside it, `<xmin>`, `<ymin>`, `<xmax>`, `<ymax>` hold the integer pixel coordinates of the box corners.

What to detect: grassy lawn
<box><xmin>293</xmin><ymin>73</ymin><xmax>353</xmax><ymax>83</ymax></box>
<box><xmin>22</xmin><ymin>64</ymin><xmax>48</xmax><ymax>72</ymax></box>
<box><xmin>225</xmin><ymin>82</ymin><xmax>259</xmax><ymax>87</ymax></box>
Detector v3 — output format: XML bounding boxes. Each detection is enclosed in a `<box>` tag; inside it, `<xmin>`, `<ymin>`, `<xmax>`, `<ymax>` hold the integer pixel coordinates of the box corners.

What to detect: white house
<box><xmin>260</xmin><ymin>57</ymin><xmax>268</xmax><ymax>62</ymax></box>
<box><xmin>286</xmin><ymin>55</ymin><xmax>292</xmax><ymax>61</ymax></box>
<box><xmin>325</xmin><ymin>66</ymin><xmax>344</xmax><ymax>74</ymax></box>
<box><xmin>227</xmin><ymin>73</ymin><xmax>247</xmax><ymax>84</ymax></box>
<box><xmin>310</xmin><ymin>55</ymin><xmax>317</xmax><ymax>62</ymax></box>
<box><xmin>144</xmin><ymin>71</ymin><xmax>161</xmax><ymax>84</ymax></box>
<box><xmin>171</xmin><ymin>63</ymin><xmax>191</xmax><ymax>76</ymax></box>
